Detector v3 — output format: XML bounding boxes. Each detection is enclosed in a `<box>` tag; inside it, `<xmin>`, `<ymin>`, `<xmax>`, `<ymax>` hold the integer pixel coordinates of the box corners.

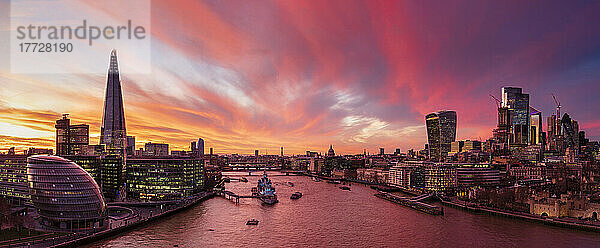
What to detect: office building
<box><xmin>562</xmin><ymin>113</ymin><xmax>580</xmax><ymax>155</ymax></box>
<box><xmin>144</xmin><ymin>142</ymin><xmax>169</xmax><ymax>156</ymax></box>
<box><xmin>126</xmin><ymin>157</ymin><xmax>204</xmax><ymax>202</ymax></box>
<box><xmin>450</xmin><ymin>141</ymin><xmax>465</xmax><ymax>155</ymax></box>
<box><xmin>197</xmin><ymin>138</ymin><xmax>205</xmax><ymax>156</ymax></box>
<box><xmin>55</xmin><ymin>114</ymin><xmax>89</xmax><ymax>156</ymax></box>
<box><xmin>98</xmin><ymin>50</ymin><xmax>128</xmax><ymax>201</ymax></box>
<box><xmin>100</xmin><ymin>49</ymin><xmax>127</xmax><ymax>154</ymax></box>
<box><xmin>100</xmin><ymin>156</ymin><xmax>125</xmax><ymax>201</ymax></box>
<box><xmin>426</xmin><ymin>111</ymin><xmax>457</xmax><ymax>162</ymax></box>
<box><xmin>502</xmin><ymin>87</ymin><xmax>529</xmax><ymax>146</ymax></box>
<box><xmin>455</xmin><ymin>165</ymin><xmax>500</xmax><ymax>187</ymax></box>
<box><xmin>423</xmin><ymin>164</ymin><xmax>457</xmax><ymax>193</ymax></box>
<box><xmin>0</xmin><ymin>155</ymin><xmax>29</xmax><ymax>206</ymax></box>
<box><xmin>530</xmin><ymin>107</ymin><xmax>543</xmax><ymax>145</ymax></box>
<box><xmin>126</xmin><ymin>136</ymin><xmax>136</xmax><ymax>156</ymax></box>
<box><xmin>463</xmin><ymin>140</ymin><xmax>482</xmax><ymax>152</ymax></box>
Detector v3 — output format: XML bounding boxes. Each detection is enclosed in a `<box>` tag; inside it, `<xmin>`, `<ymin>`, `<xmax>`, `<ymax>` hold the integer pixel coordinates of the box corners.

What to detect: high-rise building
<box><xmin>126</xmin><ymin>136</ymin><xmax>136</xmax><ymax>156</ymax></box>
<box><xmin>255</xmin><ymin>150</ymin><xmax>259</xmax><ymax>157</ymax></box>
<box><xmin>547</xmin><ymin>114</ymin><xmax>560</xmax><ymax>152</ymax></box>
<box><xmin>426</xmin><ymin>111</ymin><xmax>457</xmax><ymax>162</ymax></box>
<box><xmin>191</xmin><ymin>141</ymin><xmax>197</xmax><ymax>153</ymax></box>
<box><xmin>99</xmin><ymin>50</ymin><xmax>127</xmax><ymax>201</ymax></box>
<box><xmin>379</xmin><ymin>148</ymin><xmax>385</xmax><ymax>155</ymax></box>
<box><xmin>197</xmin><ymin>138</ymin><xmax>205</xmax><ymax>156</ymax></box>
<box><xmin>529</xmin><ymin>107</ymin><xmax>542</xmax><ymax>145</ymax></box>
<box><xmin>100</xmin><ymin>49</ymin><xmax>127</xmax><ymax>154</ymax></box>
<box><xmin>561</xmin><ymin>113</ymin><xmax>580</xmax><ymax>155</ymax></box>
<box><xmin>55</xmin><ymin>114</ymin><xmax>89</xmax><ymax>156</ymax></box>
<box><xmin>501</xmin><ymin>87</ymin><xmax>529</xmax><ymax>146</ymax></box>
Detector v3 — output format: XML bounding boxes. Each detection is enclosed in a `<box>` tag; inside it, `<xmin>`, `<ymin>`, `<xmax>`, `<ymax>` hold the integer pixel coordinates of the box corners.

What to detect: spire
<box><xmin>100</xmin><ymin>49</ymin><xmax>127</xmax><ymax>151</ymax></box>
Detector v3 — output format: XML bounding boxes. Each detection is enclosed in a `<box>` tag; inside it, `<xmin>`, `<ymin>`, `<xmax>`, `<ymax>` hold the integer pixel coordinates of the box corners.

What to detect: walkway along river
<box><xmin>89</xmin><ymin>172</ymin><xmax>600</xmax><ymax>247</ymax></box>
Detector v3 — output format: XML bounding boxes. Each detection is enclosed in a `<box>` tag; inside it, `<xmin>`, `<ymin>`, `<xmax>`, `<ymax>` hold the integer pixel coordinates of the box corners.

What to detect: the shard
<box><xmin>100</xmin><ymin>49</ymin><xmax>127</xmax><ymax>152</ymax></box>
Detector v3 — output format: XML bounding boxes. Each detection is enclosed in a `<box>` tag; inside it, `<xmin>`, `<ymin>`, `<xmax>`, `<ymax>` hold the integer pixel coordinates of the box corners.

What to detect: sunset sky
<box><xmin>1</xmin><ymin>0</ymin><xmax>600</xmax><ymax>155</ymax></box>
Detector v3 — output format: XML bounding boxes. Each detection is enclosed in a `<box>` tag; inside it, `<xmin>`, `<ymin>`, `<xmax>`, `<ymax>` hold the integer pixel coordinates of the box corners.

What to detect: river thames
<box><xmin>90</xmin><ymin>172</ymin><xmax>600</xmax><ymax>247</ymax></box>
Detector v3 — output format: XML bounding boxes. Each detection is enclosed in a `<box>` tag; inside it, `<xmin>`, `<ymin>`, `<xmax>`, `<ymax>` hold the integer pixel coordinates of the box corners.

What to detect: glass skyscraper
<box><xmin>100</xmin><ymin>49</ymin><xmax>127</xmax><ymax>153</ymax></box>
<box><xmin>501</xmin><ymin>87</ymin><xmax>530</xmax><ymax>147</ymax></box>
<box><xmin>99</xmin><ymin>50</ymin><xmax>127</xmax><ymax>201</ymax></box>
<box><xmin>426</xmin><ymin>111</ymin><xmax>457</xmax><ymax>162</ymax></box>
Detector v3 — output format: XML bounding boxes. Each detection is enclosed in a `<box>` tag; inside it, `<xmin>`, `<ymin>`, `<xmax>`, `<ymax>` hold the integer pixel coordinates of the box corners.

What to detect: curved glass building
<box><xmin>426</xmin><ymin>111</ymin><xmax>457</xmax><ymax>162</ymax></box>
<box><xmin>27</xmin><ymin>155</ymin><xmax>106</xmax><ymax>231</ymax></box>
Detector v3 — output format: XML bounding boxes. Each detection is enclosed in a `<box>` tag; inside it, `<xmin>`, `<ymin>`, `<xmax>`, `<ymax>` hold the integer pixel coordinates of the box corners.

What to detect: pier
<box><xmin>375</xmin><ymin>192</ymin><xmax>443</xmax><ymax>215</ymax></box>
<box><xmin>216</xmin><ymin>190</ymin><xmax>259</xmax><ymax>204</ymax></box>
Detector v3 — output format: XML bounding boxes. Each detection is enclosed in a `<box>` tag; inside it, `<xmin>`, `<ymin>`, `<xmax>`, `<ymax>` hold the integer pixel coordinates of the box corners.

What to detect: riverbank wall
<box><xmin>48</xmin><ymin>191</ymin><xmax>215</xmax><ymax>248</ymax></box>
<box><xmin>441</xmin><ymin>199</ymin><xmax>600</xmax><ymax>232</ymax></box>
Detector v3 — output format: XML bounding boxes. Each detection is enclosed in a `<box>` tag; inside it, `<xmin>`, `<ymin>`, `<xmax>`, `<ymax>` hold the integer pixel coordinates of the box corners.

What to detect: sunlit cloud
<box><xmin>1</xmin><ymin>0</ymin><xmax>600</xmax><ymax>154</ymax></box>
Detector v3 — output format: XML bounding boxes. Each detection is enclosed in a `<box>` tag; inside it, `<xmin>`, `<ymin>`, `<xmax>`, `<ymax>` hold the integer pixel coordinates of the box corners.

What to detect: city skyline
<box><xmin>2</xmin><ymin>0</ymin><xmax>600</xmax><ymax>155</ymax></box>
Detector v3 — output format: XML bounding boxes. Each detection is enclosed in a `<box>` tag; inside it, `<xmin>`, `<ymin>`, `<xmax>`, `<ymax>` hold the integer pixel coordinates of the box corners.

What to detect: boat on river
<box><xmin>257</xmin><ymin>172</ymin><xmax>278</xmax><ymax>205</ymax></box>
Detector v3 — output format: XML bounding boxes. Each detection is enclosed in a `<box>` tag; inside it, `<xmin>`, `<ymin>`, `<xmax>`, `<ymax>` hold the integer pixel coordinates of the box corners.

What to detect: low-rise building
<box><xmin>357</xmin><ymin>168</ymin><xmax>388</xmax><ymax>184</ymax></box>
<box><xmin>332</xmin><ymin>168</ymin><xmax>357</xmax><ymax>180</ymax></box>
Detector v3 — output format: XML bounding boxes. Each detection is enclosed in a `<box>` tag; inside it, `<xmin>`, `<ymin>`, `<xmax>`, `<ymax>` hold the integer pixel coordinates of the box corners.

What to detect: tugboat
<box><xmin>287</xmin><ymin>182</ymin><xmax>295</xmax><ymax>187</ymax></box>
<box><xmin>257</xmin><ymin>171</ymin><xmax>278</xmax><ymax>205</ymax></box>
<box><xmin>246</xmin><ymin>219</ymin><xmax>259</xmax><ymax>225</ymax></box>
<box><xmin>290</xmin><ymin>192</ymin><xmax>303</xmax><ymax>199</ymax></box>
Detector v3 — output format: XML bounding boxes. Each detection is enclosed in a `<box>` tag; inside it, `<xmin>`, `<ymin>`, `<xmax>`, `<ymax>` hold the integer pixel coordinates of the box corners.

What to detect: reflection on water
<box><xmin>91</xmin><ymin>172</ymin><xmax>600</xmax><ymax>248</ymax></box>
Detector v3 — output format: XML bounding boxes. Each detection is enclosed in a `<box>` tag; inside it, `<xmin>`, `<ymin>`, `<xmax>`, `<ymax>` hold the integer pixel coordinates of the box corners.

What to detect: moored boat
<box><xmin>257</xmin><ymin>171</ymin><xmax>278</xmax><ymax>205</ymax></box>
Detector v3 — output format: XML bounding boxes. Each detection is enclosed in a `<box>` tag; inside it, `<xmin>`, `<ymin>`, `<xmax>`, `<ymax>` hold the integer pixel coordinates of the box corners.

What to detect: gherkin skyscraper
<box><xmin>100</xmin><ymin>49</ymin><xmax>127</xmax><ymax>152</ymax></box>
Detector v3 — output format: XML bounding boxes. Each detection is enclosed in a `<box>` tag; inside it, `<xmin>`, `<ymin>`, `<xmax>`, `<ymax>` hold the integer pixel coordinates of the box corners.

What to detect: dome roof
<box><xmin>27</xmin><ymin>155</ymin><xmax>106</xmax><ymax>223</ymax></box>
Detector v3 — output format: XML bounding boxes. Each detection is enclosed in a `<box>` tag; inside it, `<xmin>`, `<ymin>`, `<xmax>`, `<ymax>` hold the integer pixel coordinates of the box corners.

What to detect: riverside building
<box><xmin>0</xmin><ymin>154</ymin><xmax>29</xmax><ymax>206</ymax></box>
<box><xmin>126</xmin><ymin>157</ymin><xmax>204</xmax><ymax>202</ymax></box>
<box><xmin>27</xmin><ymin>155</ymin><xmax>107</xmax><ymax>231</ymax></box>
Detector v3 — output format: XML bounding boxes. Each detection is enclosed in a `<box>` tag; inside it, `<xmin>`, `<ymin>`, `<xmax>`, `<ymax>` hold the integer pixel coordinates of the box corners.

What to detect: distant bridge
<box><xmin>221</xmin><ymin>164</ymin><xmax>282</xmax><ymax>171</ymax></box>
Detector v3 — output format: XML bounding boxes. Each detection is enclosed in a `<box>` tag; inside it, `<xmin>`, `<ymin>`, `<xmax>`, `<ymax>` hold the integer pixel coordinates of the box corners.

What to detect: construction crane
<box><xmin>552</xmin><ymin>94</ymin><xmax>561</xmax><ymax>118</ymax></box>
<box><xmin>489</xmin><ymin>94</ymin><xmax>501</xmax><ymax>108</ymax></box>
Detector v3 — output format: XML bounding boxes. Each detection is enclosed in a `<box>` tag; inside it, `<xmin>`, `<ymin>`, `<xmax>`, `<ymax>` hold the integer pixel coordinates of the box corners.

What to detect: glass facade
<box><xmin>100</xmin><ymin>49</ymin><xmax>127</xmax><ymax>152</ymax></box>
<box><xmin>502</xmin><ymin>87</ymin><xmax>530</xmax><ymax>146</ymax></box>
<box><xmin>126</xmin><ymin>158</ymin><xmax>204</xmax><ymax>202</ymax></box>
<box><xmin>27</xmin><ymin>155</ymin><xmax>106</xmax><ymax>231</ymax></box>
<box><xmin>426</xmin><ymin>111</ymin><xmax>457</xmax><ymax>162</ymax></box>
<box><xmin>100</xmin><ymin>155</ymin><xmax>126</xmax><ymax>201</ymax></box>
<box><xmin>423</xmin><ymin>164</ymin><xmax>457</xmax><ymax>193</ymax></box>
<box><xmin>0</xmin><ymin>155</ymin><xmax>29</xmax><ymax>206</ymax></box>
